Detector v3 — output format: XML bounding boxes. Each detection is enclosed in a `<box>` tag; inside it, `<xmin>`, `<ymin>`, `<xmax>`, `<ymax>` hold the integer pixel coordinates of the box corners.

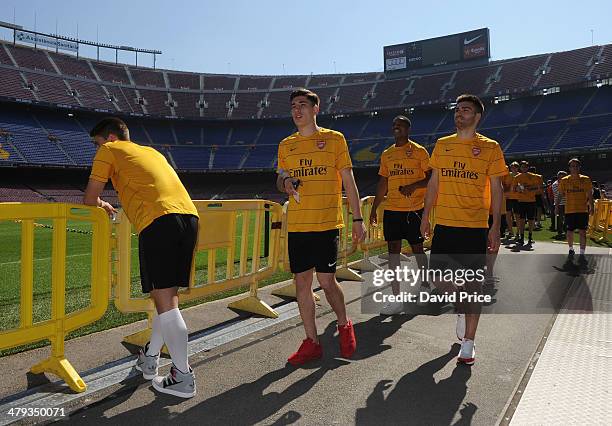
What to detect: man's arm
<box><xmin>420</xmin><ymin>169</ymin><xmax>439</xmax><ymax>239</ymax></box>
<box><xmin>587</xmin><ymin>182</ymin><xmax>594</xmax><ymax>214</ymax></box>
<box><xmin>369</xmin><ymin>176</ymin><xmax>388</xmax><ymax>225</ymax></box>
<box><xmin>488</xmin><ymin>176</ymin><xmax>503</xmax><ymax>252</ymax></box>
<box><xmin>83</xmin><ymin>179</ymin><xmax>117</xmax><ymax>217</ymax></box>
<box><xmin>340</xmin><ymin>168</ymin><xmax>366</xmax><ymax>242</ymax></box>
<box><xmin>400</xmin><ymin>170</ymin><xmax>432</xmax><ymax>196</ymax></box>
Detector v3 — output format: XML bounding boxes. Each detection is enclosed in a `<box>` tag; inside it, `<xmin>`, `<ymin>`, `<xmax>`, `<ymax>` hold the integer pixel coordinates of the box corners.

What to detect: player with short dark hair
<box><xmin>370</xmin><ymin>115</ymin><xmax>431</xmax><ymax>314</ymax></box>
<box><xmin>557</xmin><ymin>158</ymin><xmax>593</xmax><ymax>263</ymax></box>
<box><xmin>84</xmin><ymin>117</ymin><xmax>199</xmax><ymax>398</ymax></box>
<box><xmin>421</xmin><ymin>94</ymin><xmax>506</xmax><ymax>365</ymax></box>
<box><xmin>277</xmin><ymin>88</ymin><xmax>366</xmax><ymax>365</ymax></box>
<box><xmin>512</xmin><ymin>161</ymin><xmax>539</xmax><ymax>246</ymax></box>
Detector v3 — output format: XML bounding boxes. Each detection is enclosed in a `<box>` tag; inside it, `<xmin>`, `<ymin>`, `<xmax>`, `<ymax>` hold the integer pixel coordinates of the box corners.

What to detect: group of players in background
<box><xmin>82</xmin><ymin>88</ymin><xmax>599</xmax><ymax>399</ymax></box>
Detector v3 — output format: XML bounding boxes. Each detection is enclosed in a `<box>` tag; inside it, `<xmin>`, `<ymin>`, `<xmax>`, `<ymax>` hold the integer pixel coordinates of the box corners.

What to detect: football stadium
<box><xmin>0</xmin><ymin>4</ymin><xmax>611</xmax><ymax>425</ymax></box>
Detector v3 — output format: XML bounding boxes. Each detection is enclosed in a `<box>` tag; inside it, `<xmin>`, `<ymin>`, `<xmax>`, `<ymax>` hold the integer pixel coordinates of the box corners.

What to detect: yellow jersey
<box><xmin>558</xmin><ymin>174</ymin><xmax>592</xmax><ymax>214</ymax></box>
<box><xmin>277</xmin><ymin>127</ymin><xmax>352</xmax><ymax>232</ymax></box>
<box><xmin>89</xmin><ymin>140</ymin><xmax>198</xmax><ymax>233</ymax></box>
<box><xmin>513</xmin><ymin>173</ymin><xmax>540</xmax><ymax>202</ymax></box>
<box><xmin>378</xmin><ymin>140</ymin><xmax>430</xmax><ymax>212</ymax></box>
<box><xmin>430</xmin><ymin>133</ymin><xmax>507</xmax><ymax>228</ymax></box>
<box><xmin>503</xmin><ymin>172</ymin><xmax>519</xmax><ymax>200</ymax></box>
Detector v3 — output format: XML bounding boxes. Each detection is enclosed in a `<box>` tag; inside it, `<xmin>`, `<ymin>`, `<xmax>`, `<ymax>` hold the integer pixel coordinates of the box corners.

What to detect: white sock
<box><xmin>146</xmin><ymin>313</ymin><xmax>163</xmax><ymax>356</ymax></box>
<box><xmin>159</xmin><ymin>308</ymin><xmax>189</xmax><ymax>373</ymax></box>
<box><xmin>580</xmin><ymin>247</ymin><xmax>585</xmax><ymax>255</ymax></box>
<box><xmin>460</xmin><ymin>338</ymin><xmax>475</xmax><ymax>356</ymax></box>
<box><xmin>388</xmin><ymin>253</ymin><xmax>401</xmax><ymax>294</ymax></box>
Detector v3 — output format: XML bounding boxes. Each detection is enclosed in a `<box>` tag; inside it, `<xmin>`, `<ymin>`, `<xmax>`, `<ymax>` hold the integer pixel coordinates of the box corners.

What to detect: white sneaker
<box><xmin>457</xmin><ymin>339</ymin><xmax>476</xmax><ymax>365</ymax></box>
<box><xmin>380</xmin><ymin>301</ymin><xmax>403</xmax><ymax>315</ymax></box>
<box><xmin>456</xmin><ymin>314</ymin><xmax>465</xmax><ymax>341</ymax></box>
<box><xmin>152</xmin><ymin>365</ymin><xmax>196</xmax><ymax>398</ymax></box>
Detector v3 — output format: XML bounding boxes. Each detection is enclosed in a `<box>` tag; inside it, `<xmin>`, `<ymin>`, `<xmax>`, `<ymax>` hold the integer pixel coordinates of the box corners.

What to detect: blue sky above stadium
<box><xmin>1</xmin><ymin>0</ymin><xmax>611</xmax><ymax>75</ymax></box>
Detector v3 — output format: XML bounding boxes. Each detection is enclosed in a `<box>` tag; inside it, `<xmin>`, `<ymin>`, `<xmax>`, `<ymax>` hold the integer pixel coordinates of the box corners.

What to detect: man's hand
<box><xmin>588</xmin><ymin>203</ymin><xmax>594</xmax><ymax>215</ymax></box>
<box><xmin>420</xmin><ymin>216</ymin><xmax>431</xmax><ymax>239</ymax></box>
<box><xmin>352</xmin><ymin>221</ymin><xmax>366</xmax><ymax>243</ymax></box>
<box><xmin>399</xmin><ymin>184</ymin><xmax>415</xmax><ymax>197</ymax></box>
<box><xmin>369</xmin><ymin>210</ymin><xmax>378</xmax><ymax>226</ymax></box>
<box><xmin>488</xmin><ymin>226</ymin><xmax>501</xmax><ymax>253</ymax></box>
<box><xmin>100</xmin><ymin>200</ymin><xmax>117</xmax><ymax>218</ymax></box>
<box><xmin>283</xmin><ymin>177</ymin><xmax>299</xmax><ymax>197</ymax></box>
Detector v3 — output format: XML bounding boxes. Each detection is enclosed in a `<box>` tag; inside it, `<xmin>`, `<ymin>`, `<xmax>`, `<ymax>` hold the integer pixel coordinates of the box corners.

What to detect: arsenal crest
<box><xmin>472</xmin><ymin>147</ymin><xmax>481</xmax><ymax>156</ymax></box>
<box><xmin>317</xmin><ymin>140</ymin><xmax>326</xmax><ymax>149</ymax></box>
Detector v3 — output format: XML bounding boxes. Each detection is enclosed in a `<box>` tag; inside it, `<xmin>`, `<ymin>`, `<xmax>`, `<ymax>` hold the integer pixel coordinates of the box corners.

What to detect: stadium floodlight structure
<box><xmin>0</xmin><ymin>21</ymin><xmax>162</xmax><ymax>68</ymax></box>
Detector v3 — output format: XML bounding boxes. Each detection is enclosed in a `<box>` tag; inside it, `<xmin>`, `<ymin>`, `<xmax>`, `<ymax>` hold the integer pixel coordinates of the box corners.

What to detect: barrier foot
<box><xmin>351</xmin><ymin>257</ymin><xmax>380</xmax><ymax>272</ymax></box>
<box><xmin>272</xmin><ymin>281</ymin><xmax>320</xmax><ymax>301</ymax></box>
<box><xmin>31</xmin><ymin>357</ymin><xmax>86</xmax><ymax>393</ymax></box>
<box><xmin>228</xmin><ymin>296</ymin><xmax>279</xmax><ymax>318</ymax></box>
<box><xmin>123</xmin><ymin>328</ymin><xmax>169</xmax><ymax>355</ymax></box>
<box><xmin>335</xmin><ymin>266</ymin><xmax>364</xmax><ymax>282</ymax></box>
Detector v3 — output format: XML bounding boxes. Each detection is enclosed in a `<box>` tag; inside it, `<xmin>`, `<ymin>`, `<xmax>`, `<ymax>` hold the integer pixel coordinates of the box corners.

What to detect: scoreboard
<box><xmin>384</xmin><ymin>28</ymin><xmax>490</xmax><ymax>73</ymax></box>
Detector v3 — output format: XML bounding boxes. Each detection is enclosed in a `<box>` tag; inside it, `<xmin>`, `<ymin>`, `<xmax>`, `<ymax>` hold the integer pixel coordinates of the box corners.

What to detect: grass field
<box><xmin>0</xmin><ymin>213</ymin><xmax>608</xmax><ymax>357</ymax></box>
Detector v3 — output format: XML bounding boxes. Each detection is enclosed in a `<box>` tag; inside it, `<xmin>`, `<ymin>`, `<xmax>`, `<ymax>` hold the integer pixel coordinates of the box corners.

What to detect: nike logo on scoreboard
<box><xmin>464</xmin><ymin>35</ymin><xmax>483</xmax><ymax>45</ymax></box>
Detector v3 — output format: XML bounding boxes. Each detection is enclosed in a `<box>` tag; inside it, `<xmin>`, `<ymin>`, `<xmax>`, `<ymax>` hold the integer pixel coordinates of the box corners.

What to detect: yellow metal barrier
<box><xmin>588</xmin><ymin>199</ymin><xmax>611</xmax><ymax>242</ymax></box>
<box><xmin>115</xmin><ymin>200</ymin><xmax>283</xmax><ymax>348</ymax></box>
<box><xmin>353</xmin><ymin>196</ymin><xmax>386</xmax><ymax>271</ymax></box>
<box><xmin>0</xmin><ymin>203</ymin><xmax>110</xmax><ymax>393</ymax></box>
<box><xmin>332</xmin><ymin>197</ymin><xmax>362</xmax><ymax>281</ymax></box>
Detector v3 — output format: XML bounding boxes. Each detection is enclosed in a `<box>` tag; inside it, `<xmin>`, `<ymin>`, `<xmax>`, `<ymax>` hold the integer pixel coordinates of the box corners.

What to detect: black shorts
<box><xmin>382</xmin><ymin>209</ymin><xmax>424</xmax><ymax>246</ymax></box>
<box><xmin>430</xmin><ymin>225</ymin><xmax>487</xmax><ymax>272</ymax></box>
<box><xmin>506</xmin><ymin>199</ymin><xmax>518</xmax><ymax>213</ymax></box>
<box><xmin>288</xmin><ymin>229</ymin><xmax>339</xmax><ymax>274</ymax></box>
<box><xmin>516</xmin><ymin>202</ymin><xmax>536</xmax><ymax>220</ymax></box>
<box><xmin>535</xmin><ymin>195</ymin><xmax>544</xmax><ymax>209</ymax></box>
<box><xmin>138</xmin><ymin>213</ymin><xmax>199</xmax><ymax>293</ymax></box>
<box><xmin>565</xmin><ymin>212</ymin><xmax>589</xmax><ymax>231</ymax></box>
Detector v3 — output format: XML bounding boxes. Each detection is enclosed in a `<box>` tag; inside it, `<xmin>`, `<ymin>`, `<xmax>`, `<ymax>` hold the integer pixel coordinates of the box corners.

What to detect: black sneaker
<box><xmin>578</xmin><ymin>254</ymin><xmax>588</xmax><ymax>265</ymax></box>
<box><xmin>568</xmin><ymin>248</ymin><xmax>575</xmax><ymax>257</ymax></box>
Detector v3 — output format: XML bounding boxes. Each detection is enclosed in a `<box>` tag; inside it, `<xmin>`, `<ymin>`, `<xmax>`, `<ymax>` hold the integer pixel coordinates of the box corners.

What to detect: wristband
<box><xmin>353</xmin><ymin>218</ymin><xmax>363</xmax><ymax>222</ymax></box>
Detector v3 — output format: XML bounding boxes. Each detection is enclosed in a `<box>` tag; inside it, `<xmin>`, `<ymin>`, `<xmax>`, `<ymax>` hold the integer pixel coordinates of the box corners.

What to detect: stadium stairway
<box><xmin>0</xmin><ymin>242</ymin><xmax>609</xmax><ymax>425</ymax></box>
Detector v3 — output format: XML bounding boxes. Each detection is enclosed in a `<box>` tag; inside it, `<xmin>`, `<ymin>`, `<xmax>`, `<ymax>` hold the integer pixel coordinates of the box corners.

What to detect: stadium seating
<box><xmin>1</xmin><ymin>40</ymin><xmax>612</xmax><ymax>174</ymax></box>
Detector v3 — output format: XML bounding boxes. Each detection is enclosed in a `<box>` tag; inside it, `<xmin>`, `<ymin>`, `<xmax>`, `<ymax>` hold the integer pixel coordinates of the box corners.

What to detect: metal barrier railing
<box><xmin>114</xmin><ymin>200</ymin><xmax>283</xmax><ymax>348</ymax></box>
<box><xmin>0</xmin><ymin>203</ymin><xmax>110</xmax><ymax>393</ymax></box>
<box><xmin>588</xmin><ymin>199</ymin><xmax>611</xmax><ymax>242</ymax></box>
<box><xmin>353</xmin><ymin>196</ymin><xmax>387</xmax><ymax>271</ymax></box>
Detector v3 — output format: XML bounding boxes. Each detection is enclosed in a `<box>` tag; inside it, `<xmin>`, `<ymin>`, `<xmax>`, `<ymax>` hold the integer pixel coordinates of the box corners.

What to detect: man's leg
<box><xmin>579</xmin><ymin>229</ymin><xmax>587</xmax><ymax>254</ymax></box>
<box><xmin>505</xmin><ymin>210</ymin><xmax>514</xmax><ymax>237</ymax></box>
<box><xmin>316</xmin><ymin>272</ymin><xmax>348</xmax><ymax>326</ymax></box>
<box><xmin>295</xmin><ymin>269</ymin><xmax>318</xmax><ymax>341</ymax></box>
<box><xmin>387</xmin><ymin>241</ymin><xmax>402</xmax><ymax>295</ymax></box>
<box><xmin>566</xmin><ymin>228</ymin><xmax>574</xmax><ymax>253</ymax></box>
<box><xmin>150</xmin><ymin>287</ymin><xmax>189</xmax><ymax>373</ymax></box>
<box><xmin>317</xmin><ymin>271</ymin><xmax>356</xmax><ymax>358</ymax></box>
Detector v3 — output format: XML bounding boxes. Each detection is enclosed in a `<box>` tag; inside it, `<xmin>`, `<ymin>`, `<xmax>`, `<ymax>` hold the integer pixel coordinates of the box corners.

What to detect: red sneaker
<box><xmin>338</xmin><ymin>320</ymin><xmax>357</xmax><ymax>358</ymax></box>
<box><xmin>287</xmin><ymin>338</ymin><xmax>322</xmax><ymax>366</ymax></box>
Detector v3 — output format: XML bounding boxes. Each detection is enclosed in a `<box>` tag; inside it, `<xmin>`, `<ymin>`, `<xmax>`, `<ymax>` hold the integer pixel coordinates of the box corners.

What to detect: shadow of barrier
<box><xmin>588</xmin><ymin>199</ymin><xmax>611</xmax><ymax>242</ymax></box>
<box><xmin>114</xmin><ymin>200</ymin><xmax>284</xmax><ymax>348</ymax></box>
<box><xmin>0</xmin><ymin>203</ymin><xmax>110</xmax><ymax>393</ymax></box>
<box><xmin>272</xmin><ymin>197</ymin><xmax>360</xmax><ymax>299</ymax></box>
